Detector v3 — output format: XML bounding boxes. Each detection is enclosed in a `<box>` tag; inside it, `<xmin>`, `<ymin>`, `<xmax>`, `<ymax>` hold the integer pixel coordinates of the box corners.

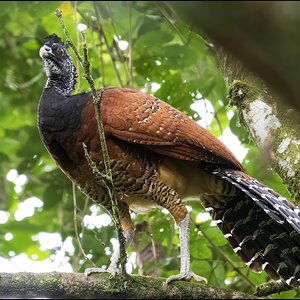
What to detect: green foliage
<box><xmin>0</xmin><ymin>1</ymin><xmax>296</xmax><ymax>298</ymax></box>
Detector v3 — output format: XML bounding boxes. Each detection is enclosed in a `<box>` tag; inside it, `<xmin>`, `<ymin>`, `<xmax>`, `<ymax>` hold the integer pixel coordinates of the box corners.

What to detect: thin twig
<box><xmin>72</xmin><ymin>182</ymin><xmax>97</xmax><ymax>270</ymax></box>
<box><xmin>55</xmin><ymin>9</ymin><xmax>127</xmax><ymax>278</ymax></box>
<box><xmin>79</xmin><ymin>50</ymin><xmax>127</xmax><ymax>276</ymax></box>
<box><xmin>161</xmin><ymin>2</ymin><xmax>215</xmax><ymax>51</ymax></box>
<box><xmin>128</xmin><ymin>1</ymin><xmax>133</xmax><ymax>87</ymax></box>
<box><xmin>106</xmin><ymin>2</ymin><xmax>130</xmax><ymax>85</ymax></box>
<box><xmin>92</xmin><ymin>3</ymin><xmax>124</xmax><ymax>87</ymax></box>
<box><xmin>70</xmin><ymin>3</ymin><xmax>91</xmax><ymax>270</ymax></box>
<box><xmin>159</xmin><ymin>6</ymin><xmax>188</xmax><ymax>45</ymax></box>
<box><xmin>55</xmin><ymin>10</ymin><xmax>84</xmax><ymax>66</ymax></box>
<box><xmin>98</xmin><ymin>35</ymin><xmax>106</xmax><ymax>87</ymax></box>
<box><xmin>72</xmin><ymin>1</ymin><xmax>81</xmax><ymax>91</ymax></box>
<box><xmin>255</xmin><ymin>280</ymin><xmax>298</xmax><ymax>297</ymax></box>
<box><xmin>159</xmin><ymin>3</ymin><xmax>225</xmax><ymax>136</ymax></box>
<box><xmin>213</xmin><ymin>107</ymin><xmax>224</xmax><ymax>134</ymax></box>
<box><xmin>81</xmin><ymin>143</ymin><xmax>127</xmax><ymax>277</ymax></box>
<box><xmin>192</xmin><ymin>219</ymin><xmax>256</xmax><ymax>290</ymax></box>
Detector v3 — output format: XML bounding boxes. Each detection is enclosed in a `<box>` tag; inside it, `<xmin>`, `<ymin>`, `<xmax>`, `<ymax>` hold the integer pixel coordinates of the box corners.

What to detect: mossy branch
<box><xmin>55</xmin><ymin>10</ymin><xmax>84</xmax><ymax>66</ymax></box>
<box><xmin>0</xmin><ymin>272</ymin><xmax>258</xmax><ymax>299</ymax></box>
<box><xmin>254</xmin><ymin>280</ymin><xmax>298</xmax><ymax>297</ymax></box>
<box><xmin>55</xmin><ymin>9</ymin><xmax>127</xmax><ymax>278</ymax></box>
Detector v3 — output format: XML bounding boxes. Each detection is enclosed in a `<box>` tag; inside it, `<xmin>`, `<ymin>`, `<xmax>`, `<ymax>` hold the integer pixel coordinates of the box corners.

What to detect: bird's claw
<box><xmin>166</xmin><ymin>271</ymin><xmax>207</xmax><ymax>285</ymax></box>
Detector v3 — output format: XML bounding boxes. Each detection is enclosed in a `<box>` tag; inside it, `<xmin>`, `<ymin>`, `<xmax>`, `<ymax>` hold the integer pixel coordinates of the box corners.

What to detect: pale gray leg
<box><xmin>166</xmin><ymin>214</ymin><xmax>207</xmax><ymax>284</ymax></box>
<box><xmin>84</xmin><ymin>229</ymin><xmax>134</xmax><ymax>277</ymax></box>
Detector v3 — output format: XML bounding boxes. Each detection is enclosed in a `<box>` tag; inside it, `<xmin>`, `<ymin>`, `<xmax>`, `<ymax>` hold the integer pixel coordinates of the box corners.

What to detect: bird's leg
<box><xmin>85</xmin><ymin>202</ymin><xmax>134</xmax><ymax>277</ymax></box>
<box><xmin>84</xmin><ymin>227</ymin><xmax>134</xmax><ymax>277</ymax></box>
<box><xmin>107</xmin><ymin>228</ymin><xmax>134</xmax><ymax>274</ymax></box>
<box><xmin>166</xmin><ymin>213</ymin><xmax>207</xmax><ymax>284</ymax></box>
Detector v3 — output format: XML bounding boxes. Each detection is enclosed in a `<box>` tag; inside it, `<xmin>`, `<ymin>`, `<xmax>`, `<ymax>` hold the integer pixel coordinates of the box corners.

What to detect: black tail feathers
<box><xmin>204</xmin><ymin>166</ymin><xmax>300</xmax><ymax>285</ymax></box>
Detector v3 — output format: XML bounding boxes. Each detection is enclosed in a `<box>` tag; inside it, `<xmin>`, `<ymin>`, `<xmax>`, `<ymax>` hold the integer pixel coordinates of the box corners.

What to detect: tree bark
<box><xmin>218</xmin><ymin>49</ymin><xmax>300</xmax><ymax>202</ymax></box>
<box><xmin>0</xmin><ymin>272</ymin><xmax>257</xmax><ymax>299</ymax></box>
<box><xmin>168</xmin><ymin>1</ymin><xmax>300</xmax><ymax>202</ymax></box>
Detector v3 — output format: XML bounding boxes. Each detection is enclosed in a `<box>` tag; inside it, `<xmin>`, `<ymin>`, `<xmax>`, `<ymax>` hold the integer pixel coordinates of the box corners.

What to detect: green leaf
<box><xmin>272</xmin><ymin>290</ymin><xmax>297</xmax><ymax>299</ymax></box>
<box><xmin>135</xmin><ymin>30</ymin><xmax>174</xmax><ymax>51</ymax></box>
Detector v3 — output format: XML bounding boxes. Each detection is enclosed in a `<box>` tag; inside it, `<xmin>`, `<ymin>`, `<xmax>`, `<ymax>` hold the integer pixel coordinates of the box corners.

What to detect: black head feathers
<box><xmin>40</xmin><ymin>33</ymin><xmax>76</xmax><ymax>95</ymax></box>
<box><xmin>44</xmin><ymin>34</ymin><xmax>65</xmax><ymax>47</ymax></box>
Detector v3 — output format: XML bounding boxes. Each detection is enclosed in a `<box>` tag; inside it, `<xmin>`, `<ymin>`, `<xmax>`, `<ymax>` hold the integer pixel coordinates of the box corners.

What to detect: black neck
<box><xmin>45</xmin><ymin>74</ymin><xmax>75</xmax><ymax>96</ymax></box>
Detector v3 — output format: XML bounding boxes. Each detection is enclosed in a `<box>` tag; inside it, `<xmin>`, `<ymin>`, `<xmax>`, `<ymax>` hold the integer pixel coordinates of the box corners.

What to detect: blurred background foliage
<box><xmin>0</xmin><ymin>1</ymin><xmax>296</xmax><ymax>298</ymax></box>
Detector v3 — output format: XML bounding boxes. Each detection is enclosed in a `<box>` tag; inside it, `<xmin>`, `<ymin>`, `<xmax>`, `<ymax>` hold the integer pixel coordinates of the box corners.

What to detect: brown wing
<box><xmin>99</xmin><ymin>87</ymin><xmax>243</xmax><ymax>170</ymax></box>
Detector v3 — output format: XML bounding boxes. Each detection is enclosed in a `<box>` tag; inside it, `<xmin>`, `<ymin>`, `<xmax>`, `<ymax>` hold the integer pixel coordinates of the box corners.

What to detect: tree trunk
<box><xmin>218</xmin><ymin>49</ymin><xmax>300</xmax><ymax>202</ymax></box>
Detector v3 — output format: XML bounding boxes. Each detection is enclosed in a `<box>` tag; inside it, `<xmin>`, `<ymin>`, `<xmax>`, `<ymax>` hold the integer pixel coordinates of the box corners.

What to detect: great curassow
<box><xmin>38</xmin><ymin>34</ymin><xmax>300</xmax><ymax>285</ymax></box>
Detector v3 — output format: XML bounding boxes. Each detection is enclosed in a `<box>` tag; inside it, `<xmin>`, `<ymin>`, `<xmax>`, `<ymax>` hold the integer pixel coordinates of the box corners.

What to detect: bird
<box><xmin>38</xmin><ymin>33</ymin><xmax>300</xmax><ymax>285</ymax></box>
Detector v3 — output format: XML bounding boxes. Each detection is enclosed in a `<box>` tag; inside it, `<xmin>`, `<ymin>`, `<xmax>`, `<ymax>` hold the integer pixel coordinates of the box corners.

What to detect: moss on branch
<box><xmin>0</xmin><ymin>272</ymin><xmax>258</xmax><ymax>299</ymax></box>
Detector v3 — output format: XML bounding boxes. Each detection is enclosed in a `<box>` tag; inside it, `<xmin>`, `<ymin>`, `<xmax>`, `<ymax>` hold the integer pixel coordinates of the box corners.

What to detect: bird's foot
<box><xmin>166</xmin><ymin>271</ymin><xmax>207</xmax><ymax>285</ymax></box>
<box><xmin>84</xmin><ymin>265</ymin><xmax>119</xmax><ymax>278</ymax></box>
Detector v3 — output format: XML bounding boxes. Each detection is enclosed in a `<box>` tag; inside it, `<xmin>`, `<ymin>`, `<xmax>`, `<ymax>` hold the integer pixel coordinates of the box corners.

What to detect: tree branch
<box><xmin>220</xmin><ymin>50</ymin><xmax>300</xmax><ymax>202</ymax></box>
<box><xmin>0</xmin><ymin>272</ymin><xmax>258</xmax><ymax>299</ymax></box>
<box><xmin>92</xmin><ymin>3</ymin><xmax>124</xmax><ymax>87</ymax></box>
<box><xmin>255</xmin><ymin>280</ymin><xmax>299</xmax><ymax>297</ymax></box>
